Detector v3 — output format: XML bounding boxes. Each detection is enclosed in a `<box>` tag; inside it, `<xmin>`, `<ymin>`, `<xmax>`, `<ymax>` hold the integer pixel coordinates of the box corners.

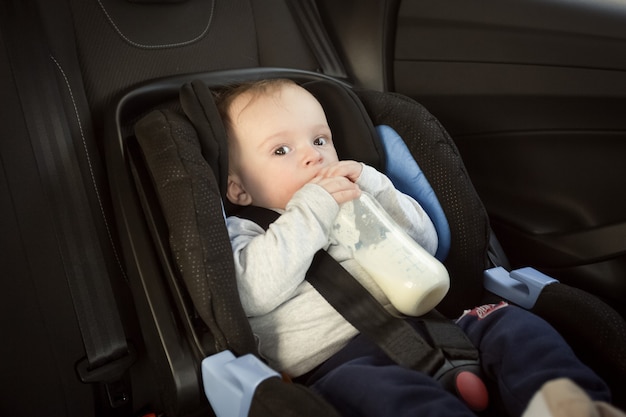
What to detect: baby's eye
<box><xmin>314</xmin><ymin>137</ymin><xmax>328</xmax><ymax>146</ymax></box>
<box><xmin>274</xmin><ymin>145</ymin><xmax>291</xmax><ymax>156</ymax></box>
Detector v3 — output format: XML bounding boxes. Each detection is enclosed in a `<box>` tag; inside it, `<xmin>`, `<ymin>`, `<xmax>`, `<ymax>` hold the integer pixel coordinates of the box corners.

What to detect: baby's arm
<box><xmin>227</xmin><ymin>185</ymin><xmax>339</xmax><ymax>316</ymax></box>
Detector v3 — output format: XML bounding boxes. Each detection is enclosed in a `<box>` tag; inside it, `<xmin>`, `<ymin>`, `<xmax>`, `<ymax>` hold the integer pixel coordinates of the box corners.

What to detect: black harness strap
<box><xmin>180</xmin><ymin>80</ymin><xmax>230</xmax><ymax>200</ymax></box>
<box><xmin>420</xmin><ymin>310</ymin><xmax>479</xmax><ymax>366</ymax></box>
<box><xmin>286</xmin><ymin>0</ymin><xmax>348</xmax><ymax>79</ymax></box>
<box><xmin>308</xmin><ymin>251</ymin><xmax>445</xmax><ymax>373</ymax></box>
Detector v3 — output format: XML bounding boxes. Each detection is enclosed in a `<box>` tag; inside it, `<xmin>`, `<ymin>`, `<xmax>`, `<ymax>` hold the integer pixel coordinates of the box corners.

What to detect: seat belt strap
<box><xmin>236</xmin><ymin>205</ymin><xmax>446</xmax><ymax>374</ymax></box>
<box><xmin>1</xmin><ymin>0</ymin><xmax>133</xmax><ymax>386</ymax></box>
<box><xmin>286</xmin><ymin>0</ymin><xmax>348</xmax><ymax>79</ymax></box>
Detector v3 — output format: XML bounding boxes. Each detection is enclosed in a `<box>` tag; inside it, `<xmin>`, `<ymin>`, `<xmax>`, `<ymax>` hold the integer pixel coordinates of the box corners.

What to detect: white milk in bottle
<box><xmin>330</xmin><ymin>192</ymin><xmax>449</xmax><ymax>316</ymax></box>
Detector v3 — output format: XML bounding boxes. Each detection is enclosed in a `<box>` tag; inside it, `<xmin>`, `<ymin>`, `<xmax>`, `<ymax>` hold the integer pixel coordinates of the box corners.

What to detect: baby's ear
<box><xmin>226</xmin><ymin>175</ymin><xmax>252</xmax><ymax>206</ymax></box>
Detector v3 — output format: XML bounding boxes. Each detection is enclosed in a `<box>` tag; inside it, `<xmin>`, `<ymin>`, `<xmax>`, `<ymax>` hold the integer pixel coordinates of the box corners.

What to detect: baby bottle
<box><xmin>330</xmin><ymin>192</ymin><xmax>450</xmax><ymax>316</ymax></box>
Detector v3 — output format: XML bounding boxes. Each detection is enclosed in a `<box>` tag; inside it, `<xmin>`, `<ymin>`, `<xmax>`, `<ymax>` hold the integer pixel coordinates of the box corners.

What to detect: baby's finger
<box><xmin>316</xmin><ymin>176</ymin><xmax>361</xmax><ymax>204</ymax></box>
<box><xmin>331</xmin><ymin>186</ymin><xmax>361</xmax><ymax>205</ymax></box>
<box><xmin>319</xmin><ymin>160</ymin><xmax>362</xmax><ymax>182</ymax></box>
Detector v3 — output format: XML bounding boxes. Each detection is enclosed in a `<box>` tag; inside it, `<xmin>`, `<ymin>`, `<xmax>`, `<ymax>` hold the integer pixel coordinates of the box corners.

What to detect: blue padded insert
<box><xmin>377</xmin><ymin>125</ymin><xmax>451</xmax><ymax>261</ymax></box>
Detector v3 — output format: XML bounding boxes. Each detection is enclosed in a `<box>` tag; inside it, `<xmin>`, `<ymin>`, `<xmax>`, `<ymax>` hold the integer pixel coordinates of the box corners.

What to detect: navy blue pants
<box><xmin>305</xmin><ymin>303</ymin><xmax>610</xmax><ymax>417</ymax></box>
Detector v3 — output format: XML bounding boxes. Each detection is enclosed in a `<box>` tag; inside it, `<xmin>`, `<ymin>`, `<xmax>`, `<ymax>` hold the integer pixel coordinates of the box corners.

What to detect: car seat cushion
<box><xmin>377</xmin><ymin>124</ymin><xmax>451</xmax><ymax>261</ymax></box>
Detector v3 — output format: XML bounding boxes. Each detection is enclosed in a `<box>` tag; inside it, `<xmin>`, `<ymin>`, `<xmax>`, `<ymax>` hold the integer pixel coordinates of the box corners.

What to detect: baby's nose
<box><xmin>304</xmin><ymin>146</ymin><xmax>323</xmax><ymax>166</ymax></box>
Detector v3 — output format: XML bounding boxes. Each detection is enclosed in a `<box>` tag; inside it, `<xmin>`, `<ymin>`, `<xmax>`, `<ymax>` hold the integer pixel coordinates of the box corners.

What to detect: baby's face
<box><xmin>227</xmin><ymin>83</ymin><xmax>339</xmax><ymax>209</ymax></box>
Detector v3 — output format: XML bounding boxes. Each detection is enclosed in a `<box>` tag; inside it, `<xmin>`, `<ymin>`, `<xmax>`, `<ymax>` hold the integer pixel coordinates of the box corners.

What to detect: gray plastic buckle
<box><xmin>484</xmin><ymin>267</ymin><xmax>559</xmax><ymax>309</ymax></box>
<box><xmin>202</xmin><ymin>350</ymin><xmax>280</xmax><ymax>417</ymax></box>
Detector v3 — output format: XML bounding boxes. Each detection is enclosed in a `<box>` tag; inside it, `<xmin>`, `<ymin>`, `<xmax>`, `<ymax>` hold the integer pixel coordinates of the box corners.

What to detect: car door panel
<box><xmin>392</xmin><ymin>0</ymin><xmax>626</xmax><ymax>312</ymax></box>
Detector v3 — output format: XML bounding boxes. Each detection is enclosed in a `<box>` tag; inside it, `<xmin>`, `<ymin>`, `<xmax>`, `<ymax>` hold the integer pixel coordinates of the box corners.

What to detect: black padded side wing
<box><xmin>134</xmin><ymin>108</ymin><xmax>256</xmax><ymax>356</ymax></box>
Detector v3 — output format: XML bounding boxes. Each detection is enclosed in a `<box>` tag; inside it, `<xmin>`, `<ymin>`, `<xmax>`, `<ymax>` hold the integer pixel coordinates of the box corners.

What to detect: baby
<box><xmin>216</xmin><ymin>78</ymin><xmax>610</xmax><ymax>416</ymax></box>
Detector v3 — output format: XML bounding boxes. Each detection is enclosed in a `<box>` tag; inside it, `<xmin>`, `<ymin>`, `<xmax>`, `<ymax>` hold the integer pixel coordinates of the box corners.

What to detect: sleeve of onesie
<box><xmin>356</xmin><ymin>164</ymin><xmax>438</xmax><ymax>255</ymax></box>
<box><xmin>226</xmin><ymin>184</ymin><xmax>339</xmax><ymax>316</ymax></box>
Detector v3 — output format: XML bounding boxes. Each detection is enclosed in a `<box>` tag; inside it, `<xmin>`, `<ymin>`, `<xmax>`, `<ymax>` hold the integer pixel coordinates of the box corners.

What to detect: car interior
<box><xmin>2</xmin><ymin>0</ymin><xmax>626</xmax><ymax>416</ymax></box>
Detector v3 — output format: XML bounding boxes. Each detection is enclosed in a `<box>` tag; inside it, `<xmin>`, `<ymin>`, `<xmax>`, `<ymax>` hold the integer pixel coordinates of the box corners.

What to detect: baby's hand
<box><xmin>311</xmin><ymin>160</ymin><xmax>362</xmax><ymax>205</ymax></box>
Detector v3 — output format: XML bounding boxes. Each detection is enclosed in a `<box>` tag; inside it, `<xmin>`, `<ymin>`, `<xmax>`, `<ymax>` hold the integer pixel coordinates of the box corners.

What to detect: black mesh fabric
<box><xmin>134</xmin><ymin>109</ymin><xmax>256</xmax><ymax>356</ymax></box>
<box><xmin>533</xmin><ymin>283</ymin><xmax>626</xmax><ymax>406</ymax></box>
<box><xmin>355</xmin><ymin>89</ymin><xmax>491</xmax><ymax>317</ymax></box>
<box><xmin>249</xmin><ymin>377</ymin><xmax>341</xmax><ymax>417</ymax></box>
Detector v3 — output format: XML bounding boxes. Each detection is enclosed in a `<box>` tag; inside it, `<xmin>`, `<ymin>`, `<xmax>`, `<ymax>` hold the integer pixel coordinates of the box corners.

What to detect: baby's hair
<box><xmin>213</xmin><ymin>78</ymin><xmax>298</xmax><ymax>135</ymax></box>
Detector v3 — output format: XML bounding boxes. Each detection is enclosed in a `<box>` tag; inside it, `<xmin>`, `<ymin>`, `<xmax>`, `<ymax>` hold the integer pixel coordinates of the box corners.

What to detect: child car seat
<box><xmin>106</xmin><ymin>68</ymin><xmax>626</xmax><ymax>415</ymax></box>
